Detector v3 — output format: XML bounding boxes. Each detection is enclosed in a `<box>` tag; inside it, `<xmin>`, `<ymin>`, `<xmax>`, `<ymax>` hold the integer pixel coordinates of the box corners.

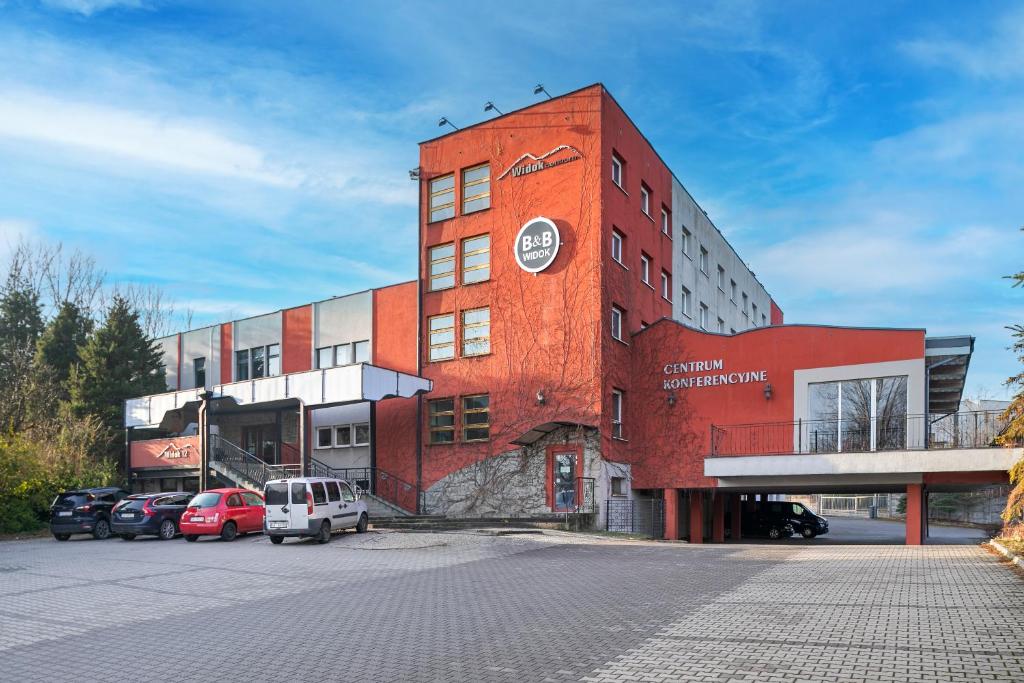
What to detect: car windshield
<box><xmin>188</xmin><ymin>492</ymin><xmax>222</xmax><ymax>508</ymax></box>
<box><xmin>264</xmin><ymin>483</ymin><xmax>289</xmax><ymax>506</ymax></box>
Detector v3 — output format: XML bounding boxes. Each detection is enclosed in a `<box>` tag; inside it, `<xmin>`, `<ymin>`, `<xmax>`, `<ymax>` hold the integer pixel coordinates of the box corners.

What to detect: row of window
<box><xmin>429</xmin><ymin>163</ymin><xmax>491</xmax><ymax>222</ymax></box>
<box><xmin>316</xmin><ymin>340</ymin><xmax>370</xmax><ymax>369</ymax></box>
<box><xmin>610</xmin><ymin>153</ymin><xmax>671</xmax><ymax>238</ymax></box>
<box><xmin>429</xmin><ymin>307</ymin><xmax>490</xmax><ymax>361</ymax></box>
<box><xmin>315</xmin><ymin>422</ymin><xmax>371</xmax><ymax>449</ymax></box>
<box><xmin>428</xmin><ymin>234</ymin><xmax>490</xmax><ymax>291</ymax></box>
<box><xmin>610</xmin><ymin>228</ymin><xmax>672</xmax><ymax>300</ymax></box>
<box><xmin>679</xmin><ymin>233</ymin><xmax>769</xmax><ymax>328</ymax></box>
<box><xmin>429</xmin><ymin>394</ymin><xmax>490</xmax><ymax>443</ymax></box>
<box><xmin>235</xmin><ymin>344</ymin><xmax>280</xmax><ymax>381</ymax></box>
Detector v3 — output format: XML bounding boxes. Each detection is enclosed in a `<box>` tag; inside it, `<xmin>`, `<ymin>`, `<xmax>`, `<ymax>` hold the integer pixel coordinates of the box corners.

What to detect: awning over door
<box><xmin>125</xmin><ymin>363</ymin><xmax>431</xmax><ymax>429</ymax></box>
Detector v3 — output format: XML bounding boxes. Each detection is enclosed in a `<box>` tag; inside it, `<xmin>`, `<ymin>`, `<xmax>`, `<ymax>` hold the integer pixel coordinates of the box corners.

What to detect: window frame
<box><xmin>640</xmin><ymin>184</ymin><xmax>651</xmax><ymax>216</ymax></box>
<box><xmin>461</xmin><ymin>233</ymin><xmax>490</xmax><ymax>285</ymax></box>
<box><xmin>461</xmin><ymin>163</ymin><xmax>490</xmax><ymax>214</ymax></box>
<box><xmin>611</xmin><ymin>305</ymin><xmax>624</xmax><ymax>342</ymax></box>
<box><xmin>699</xmin><ymin>303</ymin><xmax>709</xmax><ymax>330</ymax></box>
<box><xmin>681</xmin><ymin>228</ymin><xmax>691</xmax><ymax>258</ymax></box>
<box><xmin>699</xmin><ymin>246</ymin><xmax>709</xmax><ymax>276</ymax></box>
<box><xmin>429</xmin><ymin>173</ymin><xmax>456</xmax><ymax>223</ymax></box>
<box><xmin>193</xmin><ymin>357</ymin><xmax>206</xmax><ymax>388</ymax></box>
<box><xmin>461</xmin><ymin>306</ymin><xmax>491</xmax><ymax>357</ymax></box>
<box><xmin>717</xmin><ymin>265</ymin><xmax>725</xmax><ymax>291</ymax></box>
<box><xmin>315</xmin><ymin>427</ymin><xmax>333</xmax><ymax>449</ymax></box>
<box><xmin>428</xmin><ymin>242</ymin><xmax>456</xmax><ymax>291</ymax></box>
<box><xmin>639</xmin><ymin>253</ymin><xmax>651</xmax><ymax>285</ymax></box>
<box><xmin>611</xmin><ymin>228</ymin><xmax>624</xmax><ymax>264</ymax></box>
<box><xmin>334</xmin><ymin>424</ymin><xmax>352</xmax><ymax>448</ymax></box>
<box><xmin>611</xmin><ymin>153</ymin><xmax>624</xmax><ymax>189</ymax></box>
<box><xmin>661</xmin><ymin>270</ymin><xmax>671</xmax><ymax>301</ymax></box>
<box><xmin>235</xmin><ymin>349</ymin><xmax>249</xmax><ymax>381</ymax></box>
<box><xmin>461</xmin><ymin>394</ymin><xmax>490</xmax><ymax>442</ymax></box>
<box><xmin>267</xmin><ymin>343</ymin><xmax>280</xmax><ymax>376</ymax></box>
<box><xmin>661</xmin><ymin>206</ymin><xmax>671</xmax><ymax>236</ymax></box>
<box><xmin>681</xmin><ymin>286</ymin><xmax>692</xmax><ymax>318</ymax></box>
<box><xmin>428</xmin><ymin>398</ymin><xmax>456</xmax><ymax>444</ymax></box>
<box><xmin>611</xmin><ymin>389</ymin><xmax>624</xmax><ymax>440</ymax></box>
<box><xmin>428</xmin><ymin>313</ymin><xmax>456</xmax><ymax>362</ymax></box>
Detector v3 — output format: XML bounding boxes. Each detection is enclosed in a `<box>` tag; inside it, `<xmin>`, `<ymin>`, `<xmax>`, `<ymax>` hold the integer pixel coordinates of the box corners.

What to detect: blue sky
<box><xmin>0</xmin><ymin>0</ymin><xmax>1021</xmax><ymax>399</ymax></box>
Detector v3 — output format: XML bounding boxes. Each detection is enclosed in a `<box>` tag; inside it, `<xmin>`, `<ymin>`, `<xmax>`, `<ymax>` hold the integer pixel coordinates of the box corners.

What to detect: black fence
<box><xmin>606</xmin><ymin>498</ymin><xmax>664</xmax><ymax>538</ymax></box>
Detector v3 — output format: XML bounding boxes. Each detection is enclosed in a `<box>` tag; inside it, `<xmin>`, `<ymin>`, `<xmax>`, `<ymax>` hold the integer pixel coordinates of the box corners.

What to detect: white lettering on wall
<box><xmin>661</xmin><ymin>358</ymin><xmax>767</xmax><ymax>391</ymax></box>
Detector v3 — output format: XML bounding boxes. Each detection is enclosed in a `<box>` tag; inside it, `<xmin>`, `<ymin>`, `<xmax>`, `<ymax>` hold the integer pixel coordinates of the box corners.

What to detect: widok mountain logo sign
<box><xmin>498</xmin><ymin>145</ymin><xmax>583</xmax><ymax>179</ymax></box>
<box><xmin>514</xmin><ymin>217</ymin><xmax>561</xmax><ymax>273</ymax></box>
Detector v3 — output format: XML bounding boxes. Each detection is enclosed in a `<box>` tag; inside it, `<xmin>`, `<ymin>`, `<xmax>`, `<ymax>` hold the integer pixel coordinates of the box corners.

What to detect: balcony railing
<box><xmin>709</xmin><ymin>410</ymin><xmax>1013</xmax><ymax>457</ymax></box>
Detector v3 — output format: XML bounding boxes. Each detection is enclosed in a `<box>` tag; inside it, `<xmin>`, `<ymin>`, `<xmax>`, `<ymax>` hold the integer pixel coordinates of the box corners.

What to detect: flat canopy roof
<box><xmin>925</xmin><ymin>335</ymin><xmax>974</xmax><ymax>414</ymax></box>
<box><xmin>125</xmin><ymin>363</ymin><xmax>431</xmax><ymax>429</ymax></box>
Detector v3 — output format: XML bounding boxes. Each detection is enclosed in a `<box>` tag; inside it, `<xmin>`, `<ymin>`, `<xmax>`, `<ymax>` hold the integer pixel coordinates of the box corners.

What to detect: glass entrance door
<box><xmin>553</xmin><ymin>452</ymin><xmax>576</xmax><ymax>511</ymax></box>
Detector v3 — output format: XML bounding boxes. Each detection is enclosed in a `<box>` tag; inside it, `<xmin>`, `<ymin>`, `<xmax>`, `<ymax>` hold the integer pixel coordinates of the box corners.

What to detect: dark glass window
<box><xmin>194</xmin><ymin>357</ymin><xmax>206</xmax><ymax>388</ymax></box>
<box><xmin>265</xmin><ymin>483</ymin><xmax>288</xmax><ymax>506</ymax></box>
<box><xmin>311</xmin><ymin>482</ymin><xmax>327</xmax><ymax>505</ymax></box>
<box><xmin>251</xmin><ymin>346</ymin><xmax>266</xmax><ymax>379</ymax></box>
<box><xmin>291</xmin><ymin>483</ymin><xmax>306</xmax><ymax>504</ymax></box>
<box><xmin>326</xmin><ymin>481</ymin><xmax>341</xmax><ymax>502</ymax></box>
<box><xmin>235</xmin><ymin>350</ymin><xmax>249</xmax><ymax>381</ymax></box>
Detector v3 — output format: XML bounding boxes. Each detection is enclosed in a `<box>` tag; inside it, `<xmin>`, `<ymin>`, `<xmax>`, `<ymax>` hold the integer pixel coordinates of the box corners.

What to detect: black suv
<box><xmin>744</xmin><ymin>501</ymin><xmax>829</xmax><ymax>540</ymax></box>
<box><xmin>111</xmin><ymin>492</ymin><xmax>195</xmax><ymax>541</ymax></box>
<box><xmin>50</xmin><ymin>487</ymin><xmax>129</xmax><ymax>541</ymax></box>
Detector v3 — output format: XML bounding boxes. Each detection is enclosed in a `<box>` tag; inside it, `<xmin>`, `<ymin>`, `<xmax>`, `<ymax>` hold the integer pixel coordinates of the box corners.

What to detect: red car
<box><xmin>179</xmin><ymin>488</ymin><xmax>265</xmax><ymax>542</ymax></box>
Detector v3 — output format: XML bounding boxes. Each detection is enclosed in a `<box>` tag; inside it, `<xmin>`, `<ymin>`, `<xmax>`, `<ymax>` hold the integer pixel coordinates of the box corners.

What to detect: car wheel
<box><xmin>92</xmin><ymin>519</ymin><xmax>111</xmax><ymax>540</ymax></box>
<box><xmin>159</xmin><ymin>519</ymin><xmax>177</xmax><ymax>540</ymax></box>
<box><xmin>356</xmin><ymin>513</ymin><xmax>368</xmax><ymax>534</ymax></box>
<box><xmin>768</xmin><ymin>526</ymin><xmax>783</xmax><ymax>540</ymax></box>
<box><xmin>317</xmin><ymin>520</ymin><xmax>331</xmax><ymax>544</ymax></box>
<box><xmin>121</xmin><ymin>534</ymin><xmax>136</xmax><ymax>541</ymax></box>
<box><xmin>801</xmin><ymin>527</ymin><xmax>816</xmax><ymax>539</ymax></box>
<box><xmin>53</xmin><ymin>533</ymin><xmax>70</xmax><ymax>541</ymax></box>
<box><xmin>220</xmin><ymin>521</ymin><xmax>238</xmax><ymax>542</ymax></box>
<box><xmin>184</xmin><ymin>535</ymin><xmax>198</xmax><ymax>542</ymax></box>
<box><xmin>270</xmin><ymin>535</ymin><xmax>284</xmax><ymax>545</ymax></box>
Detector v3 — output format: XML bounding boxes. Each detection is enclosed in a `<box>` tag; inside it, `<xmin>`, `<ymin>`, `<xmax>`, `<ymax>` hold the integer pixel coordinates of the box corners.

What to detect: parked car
<box><xmin>742</xmin><ymin>501</ymin><xmax>829</xmax><ymax>540</ymax></box>
<box><xmin>49</xmin><ymin>487</ymin><xmax>129</xmax><ymax>541</ymax></box>
<box><xmin>263</xmin><ymin>477</ymin><xmax>368</xmax><ymax>544</ymax></box>
<box><xmin>179</xmin><ymin>488</ymin><xmax>265</xmax><ymax>542</ymax></box>
<box><xmin>111</xmin><ymin>492</ymin><xmax>194</xmax><ymax>540</ymax></box>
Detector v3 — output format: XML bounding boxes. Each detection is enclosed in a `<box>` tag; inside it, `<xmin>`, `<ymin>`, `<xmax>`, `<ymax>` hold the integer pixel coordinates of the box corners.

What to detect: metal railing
<box><xmin>553</xmin><ymin>477</ymin><xmax>597</xmax><ymax>514</ymax></box>
<box><xmin>210</xmin><ymin>435</ymin><xmax>301</xmax><ymax>489</ymax></box>
<box><xmin>308</xmin><ymin>459</ymin><xmax>418</xmax><ymax>513</ymax></box>
<box><xmin>710</xmin><ymin>410</ymin><xmax>1013</xmax><ymax>457</ymax></box>
<box><xmin>606</xmin><ymin>498</ymin><xmax>664</xmax><ymax>537</ymax></box>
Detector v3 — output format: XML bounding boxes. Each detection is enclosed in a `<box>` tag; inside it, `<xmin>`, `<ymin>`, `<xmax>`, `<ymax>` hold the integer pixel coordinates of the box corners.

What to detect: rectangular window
<box><xmin>681</xmin><ymin>286</ymin><xmax>692</xmax><ymax>318</ymax></box>
<box><xmin>730</xmin><ymin>279</ymin><xmax>737</xmax><ymax>303</ymax></box>
<box><xmin>353</xmin><ymin>422</ymin><xmax>370</xmax><ymax>447</ymax></box>
<box><xmin>316</xmin><ymin>427</ymin><xmax>332</xmax><ymax>449</ymax></box>
<box><xmin>699</xmin><ymin>303</ymin><xmax>709</xmax><ymax>330</ymax></box>
<box><xmin>661</xmin><ymin>270</ymin><xmax>671</xmax><ymax>300</ymax></box>
<box><xmin>429</xmin><ymin>313</ymin><xmax>455</xmax><ymax>362</ymax></box>
<box><xmin>611</xmin><ymin>229</ymin><xmax>624</xmax><ymax>263</ymax></box>
<box><xmin>462</xmin><ymin>394</ymin><xmax>490</xmax><ymax>441</ymax></box>
<box><xmin>462</xmin><ymin>234</ymin><xmax>490</xmax><ymax>284</ymax></box>
<box><xmin>661</xmin><ymin>207</ymin><xmax>670</xmax><ymax>235</ymax></box>
<box><xmin>717</xmin><ymin>265</ymin><xmax>725</xmax><ymax>290</ymax></box>
<box><xmin>640</xmin><ymin>184</ymin><xmax>650</xmax><ymax>215</ymax></box>
<box><xmin>429</xmin><ymin>243</ymin><xmax>456</xmax><ymax>291</ymax></box>
<box><xmin>461</xmin><ymin>164</ymin><xmax>490</xmax><ymax>214</ymax></box>
<box><xmin>742</xmin><ymin>292</ymin><xmax>749</xmax><ymax>316</ymax></box>
<box><xmin>334</xmin><ymin>343</ymin><xmax>353</xmax><ymax>366</ymax></box>
<box><xmin>429</xmin><ymin>174</ymin><xmax>455</xmax><ymax>222</ymax></box>
<box><xmin>235</xmin><ymin>349</ymin><xmax>249</xmax><ymax>381</ymax></box>
<box><xmin>461</xmin><ymin>307</ymin><xmax>490</xmax><ymax>356</ymax></box>
<box><xmin>762</xmin><ymin>313</ymin><xmax>768</xmax><ymax>327</ymax></box>
<box><xmin>752</xmin><ymin>304</ymin><xmax>759</xmax><ymax>325</ymax></box>
<box><xmin>611</xmin><ymin>305</ymin><xmax>624</xmax><ymax>341</ymax></box>
<box><xmin>640</xmin><ymin>253</ymin><xmax>650</xmax><ymax>284</ymax></box>
<box><xmin>681</xmin><ymin>228</ymin><xmax>691</xmax><ymax>257</ymax></box>
<box><xmin>611</xmin><ymin>477</ymin><xmax>625</xmax><ymax>496</ymax></box>
<box><xmin>611</xmin><ymin>153</ymin><xmax>624</xmax><ymax>188</ymax></box>
<box><xmin>251</xmin><ymin>346</ymin><xmax>265</xmax><ymax>379</ymax></box>
<box><xmin>316</xmin><ymin>347</ymin><xmax>332</xmax><ymax>369</ymax></box>
<box><xmin>717</xmin><ymin>317</ymin><xmax>725</xmax><ymax>333</ymax></box>
<box><xmin>807</xmin><ymin>376</ymin><xmax>908</xmax><ymax>453</ymax></box>
<box><xmin>428</xmin><ymin>398</ymin><xmax>455</xmax><ymax>444</ymax></box>
<box><xmin>193</xmin><ymin>357</ymin><xmax>206</xmax><ymax>388</ymax></box>
<box><xmin>354</xmin><ymin>340</ymin><xmax>369</xmax><ymax>364</ymax></box>
<box><xmin>334</xmin><ymin>425</ymin><xmax>352</xmax><ymax>447</ymax></box>
<box><xmin>611</xmin><ymin>389</ymin><xmax>624</xmax><ymax>439</ymax></box>
<box><xmin>267</xmin><ymin>344</ymin><xmax>280</xmax><ymax>376</ymax></box>
<box><xmin>699</xmin><ymin>246</ymin><xmax>709</xmax><ymax>275</ymax></box>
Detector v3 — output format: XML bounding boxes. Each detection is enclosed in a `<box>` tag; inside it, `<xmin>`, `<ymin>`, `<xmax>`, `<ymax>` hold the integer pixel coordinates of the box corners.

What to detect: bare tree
<box><xmin>105</xmin><ymin>282</ymin><xmax>177</xmax><ymax>339</ymax></box>
<box><xmin>2</xmin><ymin>238</ymin><xmax>107</xmax><ymax>318</ymax></box>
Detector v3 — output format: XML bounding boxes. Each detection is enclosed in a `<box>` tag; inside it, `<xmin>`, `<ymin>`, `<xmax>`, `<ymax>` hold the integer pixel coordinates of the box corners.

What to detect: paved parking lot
<box><xmin>2</xmin><ymin>529</ymin><xmax>1023</xmax><ymax>682</ymax></box>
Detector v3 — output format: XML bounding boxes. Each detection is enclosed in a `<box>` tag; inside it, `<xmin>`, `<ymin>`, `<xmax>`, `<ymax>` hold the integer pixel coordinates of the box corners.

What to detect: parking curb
<box><xmin>989</xmin><ymin>539</ymin><xmax>1024</xmax><ymax>568</ymax></box>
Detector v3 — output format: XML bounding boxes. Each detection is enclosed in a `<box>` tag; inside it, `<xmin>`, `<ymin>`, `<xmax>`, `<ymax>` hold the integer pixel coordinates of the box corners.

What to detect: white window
<box><xmin>742</xmin><ymin>292</ymin><xmax>749</xmax><ymax>316</ymax></box>
<box><xmin>699</xmin><ymin>303</ymin><xmax>709</xmax><ymax>330</ymax></box>
<box><xmin>681</xmin><ymin>228</ymin><xmax>691</xmax><ymax>257</ymax></box>
<box><xmin>462</xmin><ymin>234</ymin><xmax>490</xmax><ymax>284</ymax></box>
<box><xmin>429</xmin><ymin>243</ymin><xmax>456</xmax><ymax>291</ymax></box>
<box><xmin>730</xmin><ymin>279</ymin><xmax>737</xmax><ymax>303</ymax></box>
<box><xmin>316</xmin><ymin>347</ymin><xmax>332</xmax><ymax>369</ymax></box>
<box><xmin>611</xmin><ymin>477</ymin><xmax>626</xmax><ymax>496</ymax></box>
<box><xmin>699</xmin><ymin>246</ymin><xmax>709</xmax><ymax>275</ymax></box>
<box><xmin>334</xmin><ymin>343</ymin><xmax>353</xmax><ymax>366</ymax></box>
<box><xmin>681</xmin><ymin>286</ymin><xmax>692</xmax><ymax>318</ymax></box>
<box><xmin>461</xmin><ymin>164</ymin><xmax>490</xmax><ymax>214</ymax></box>
<box><xmin>429</xmin><ymin>313</ymin><xmax>455</xmax><ymax>362</ymax></box>
<box><xmin>640</xmin><ymin>253</ymin><xmax>650</xmax><ymax>284</ymax></box>
<box><xmin>661</xmin><ymin>271</ymin><xmax>671</xmax><ymax>300</ymax></box>
<box><xmin>429</xmin><ymin>174</ymin><xmax>455</xmax><ymax>222</ymax></box>
<box><xmin>640</xmin><ymin>184</ymin><xmax>650</xmax><ymax>215</ymax></box>
<box><xmin>611</xmin><ymin>229</ymin><xmax>624</xmax><ymax>264</ymax></box>
<box><xmin>461</xmin><ymin>307</ymin><xmax>490</xmax><ymax>356</ymax></box>
<box><xmin>315</xmin><ymin>427</ymin><xmax>332</xmax><ymax>449</ymax></box>
<box><xmin>661</xmin><ymin>207</ymin><xmax>670</xmax><ymax>235</ymax></box>
<box><xmin>752</xmin><ymin>303</ymin><xmax>759</xmax><ymax>325</ymax></box>
<box><xmin>611</xmin><ymin>389</ymin><xmax>624</xmax><ymax>439</ymax></box>
<box><xmin>352</xmin><ymin>422</ymin><xmax>370</xmax><ymax>447</ymax></box>
<box><xmin>717</xmin><ymin>265</ymin><xmax>725</xmax><ymax>290</ymax></box>
<box><xmin>717</xmin><ymin>317</ymin><xmax>725</xmax><ymax>333</ymax></box>
<box><xmin>354</xmin><ymin>340</ymin><xmax>370</xmax><ymax>363</ymax></box>
<box><xmin>611</xmin><ymin>305</ymin><xmax>624</xmax><ymax>341</ymax></box>
<box><xmin>334</xmin><ymin>425</ymin><xmax>352</xmax><ymax>447</ymax></box>
<box><xmin>611</xmin><ymin>153</ymin><xmax>624</xmax><ymax>188</ymax></box>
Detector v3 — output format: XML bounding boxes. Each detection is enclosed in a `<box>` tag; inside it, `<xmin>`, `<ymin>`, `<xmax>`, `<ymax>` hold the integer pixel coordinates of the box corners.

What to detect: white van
<box><xmin>263</xmin><ymin>477</ymin><xmax>369</xmax><ymax>544</ymax></box>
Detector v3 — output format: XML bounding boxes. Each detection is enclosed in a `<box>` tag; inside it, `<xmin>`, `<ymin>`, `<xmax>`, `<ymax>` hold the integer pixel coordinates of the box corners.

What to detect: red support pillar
<box><xmin>712</xmin><ymin>493</ymin><xmax>726</xmax><ymax>543</ymax></box>
<box><xmin>730</xmin><ymin>495</ymin><xmax>743</xmax><ymax>542</ymax></box>
<box><xmin>689</xmin><ymin>490</ymin><xmax>704</xmax><ymax>544</ymax></box>
<box><xmin>906</xmin><ymin>483</ymin><xmax>925</xmax><ymax>545</ymax></box>
<box><xmin>663</xmin><ymin>489</ymin><xmax>679</xmax><ymax>540</ymax></box>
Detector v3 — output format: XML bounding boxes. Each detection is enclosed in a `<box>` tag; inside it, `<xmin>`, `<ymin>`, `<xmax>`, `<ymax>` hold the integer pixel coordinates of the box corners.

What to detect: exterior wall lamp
<box><xmin>667</xmin><ymin>392</ymin><xmax>677</xmax><ymax>407</ymax></box>
<box><xmin>763</xmin><ymin>382</ymin><xmax>773</xmax><ymax>400</ymax></box>
<box><xmin>536</xmin><ymin>390</ymin><xmax>546</xmax><ymax>406</ymax></box>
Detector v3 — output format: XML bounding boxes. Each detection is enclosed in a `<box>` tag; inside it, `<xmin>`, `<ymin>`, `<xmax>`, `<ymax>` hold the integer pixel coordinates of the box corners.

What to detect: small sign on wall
<box><xmin>514</xmin><ymin>217</ymin><xmax>561</xmax><ymax>273</ymax></box>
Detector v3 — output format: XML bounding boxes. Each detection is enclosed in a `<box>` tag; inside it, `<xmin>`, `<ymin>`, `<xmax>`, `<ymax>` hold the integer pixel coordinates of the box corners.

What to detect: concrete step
<box><xmin>369</xmin><ymin>515</ymin><xmax>579</xmax><ymax>531</ymax></box>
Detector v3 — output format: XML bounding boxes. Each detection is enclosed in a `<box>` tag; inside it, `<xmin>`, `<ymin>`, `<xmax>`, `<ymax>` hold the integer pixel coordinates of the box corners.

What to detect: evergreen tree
<box><xmin>1000</xmin><ymin>229</ymin><xmax>1024</xmax><ymax>524</ymax></box>
<box><xmin>69</xmin><ymin>295</ymin><xmax>166</xmax><ymax>432</ymax></box>
<box><xmin>0</xmin><ymin>273</ymin><xmax>44</xmax><ymax>351</ymax></box>
<box><xmin>35</xmin><ymin>301</ymin><xmax>93</xmax><ymax>389</ymax></box>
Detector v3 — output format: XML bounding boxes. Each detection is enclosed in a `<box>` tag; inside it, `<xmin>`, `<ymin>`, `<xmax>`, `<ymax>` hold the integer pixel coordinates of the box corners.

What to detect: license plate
<box><xmin>121</xmin><ymin>513</ymin><xmax>136</xmax><ymax>519</ymax></box>
<box><xmin>190</xmin><ymin>516</ymin><xmax>205</xmax><ymax>522</ymax></box>
<box><xmin>269</xmin><ymin>521</ymin><xmax>287</xmax><ymax>529</ymax></box>
<box><xmin>58</xmin><ymin>511</ymin><xmax>72</xmax><ymax>517</ymax></box>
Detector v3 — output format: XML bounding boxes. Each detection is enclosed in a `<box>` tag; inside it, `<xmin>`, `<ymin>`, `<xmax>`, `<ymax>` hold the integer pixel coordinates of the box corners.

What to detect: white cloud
<box><xmin>39</xmin><ymin>0</ymin><xmax>144</xmax><ymax>16</ymax></box>
<box><xmin>901</xmin><ymin>8</ymin><xmax>1024</xmax><ymax>79</ymax></box>
<box><xmin>0</xmin><ymin>217</ymin><xmax>38</xmax><ymax>262</ymax></box>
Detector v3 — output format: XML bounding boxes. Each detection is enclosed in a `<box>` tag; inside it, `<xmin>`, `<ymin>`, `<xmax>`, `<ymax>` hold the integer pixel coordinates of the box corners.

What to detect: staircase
<box><xmin>209</xmin><ymin>435</ymin><xmax>301</xmax><ymax>491</ymax></box>
<box><xmin>308</xmin><ymin>459</ymin><xmax>416</xmax><ymax>517</ymax></box>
